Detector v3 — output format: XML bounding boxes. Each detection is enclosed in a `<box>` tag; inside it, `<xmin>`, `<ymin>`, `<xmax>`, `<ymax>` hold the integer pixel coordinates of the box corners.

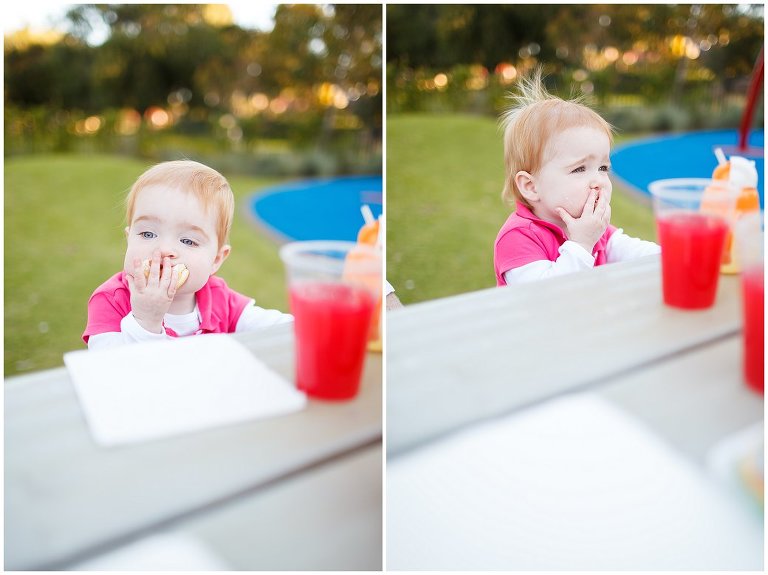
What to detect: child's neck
<box><xmin>168</xmin><ymin>292</ymin><xmax>197</xmax><ymax>315</ymax></box>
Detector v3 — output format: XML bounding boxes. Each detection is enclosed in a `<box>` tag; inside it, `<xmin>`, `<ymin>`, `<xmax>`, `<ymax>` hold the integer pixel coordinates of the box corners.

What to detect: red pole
<box><xmin>739</xmin><ymin>47</ymin><xmax>764</xmax><ymax>151</ymax></box>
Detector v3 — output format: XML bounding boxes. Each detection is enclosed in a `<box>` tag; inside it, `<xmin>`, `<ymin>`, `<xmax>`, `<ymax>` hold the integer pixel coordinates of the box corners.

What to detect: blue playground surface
<box><xmin>249</xmin><ymin>175</ymin><xmax>382</xmax><ymax>242</ymax></box>
<box><xmin>611</xmin><ymin>129</ymin><xmax>764</xmax><ymax>207</ymax></box>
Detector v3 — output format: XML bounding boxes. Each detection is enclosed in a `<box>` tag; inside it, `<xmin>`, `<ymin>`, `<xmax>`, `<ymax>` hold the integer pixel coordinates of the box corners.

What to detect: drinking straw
<box><xmin>714</xmin><ymin>147</ymin><xmax>727</xmax><ymax>166</ymax></box>
<box><xmin>361</xmin><ymin>204</ymin><xmax>375</xmax><ymax>225</ymax></box>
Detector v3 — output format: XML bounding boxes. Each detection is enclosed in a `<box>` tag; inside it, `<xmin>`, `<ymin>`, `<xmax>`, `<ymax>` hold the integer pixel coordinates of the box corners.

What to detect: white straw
<box><xmin>714</xmin><ymin>147</ymin><xmax>727</xmax><ymax>166</ymax></box>
<box><xmin>361</xmin><ymin>204</ymin><xmax>375</xmax><ymax>225</ymax></box>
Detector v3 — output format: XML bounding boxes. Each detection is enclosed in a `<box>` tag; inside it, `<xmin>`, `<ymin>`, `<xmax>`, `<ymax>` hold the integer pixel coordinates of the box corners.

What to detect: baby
<box><xmin>494</xmin><ymin>70</ymin><xmax>659</xmax><ymax>285</ymax></box>
<box><xmin>83</xmin><ymin>160</ymin><xmax>291</xmax><ymax>349</ymax></box>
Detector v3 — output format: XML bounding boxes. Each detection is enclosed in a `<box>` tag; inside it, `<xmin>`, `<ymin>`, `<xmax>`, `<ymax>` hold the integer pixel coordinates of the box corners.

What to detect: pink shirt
<box><xmin>494</xmin><ymin>203</ymin><xmax>617</xmax><ymax>286</ymax></box>
<box><xmin>83</xmin><ymin>272</ymin><xmax>251</xmax><ymax>343</ymax></box>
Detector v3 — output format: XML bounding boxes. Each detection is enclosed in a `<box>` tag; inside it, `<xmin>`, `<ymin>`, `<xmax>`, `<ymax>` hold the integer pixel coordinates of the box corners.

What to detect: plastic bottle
<box><xmin>704</xmin><ymin>153</ymin><xmax>760</xmax><ymax>274</ymax></box>
<box><xmin>344</xmin><ymin>208</ymin><xmax>383</xmax><ymax>352</ymax></box>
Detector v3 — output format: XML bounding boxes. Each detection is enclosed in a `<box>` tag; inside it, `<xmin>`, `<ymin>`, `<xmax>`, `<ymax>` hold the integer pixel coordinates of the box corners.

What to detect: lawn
<box><xmin>386</xmin><ymin>113</ymin><xmax>657</xmax><ymax>304</ymax></box>
<box><xmin>5</xmin><ymin>154</ymin><xmax>289</xmax><ymax>376</ymax></box>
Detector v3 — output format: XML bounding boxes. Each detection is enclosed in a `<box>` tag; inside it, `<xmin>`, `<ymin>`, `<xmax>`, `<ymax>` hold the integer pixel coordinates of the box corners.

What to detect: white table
<box><xmin>387</xmin><ymin>255</ymin><xmax>759</xmax><ymax>456</ymax></box>
<box><xmin>5</xmin><ymin>323</ymin><xmax>382</xmax><ymax>570</ymax></box>
<box><xmin>386</xmin><ymin>255</ymin><xmax>762</xmax><ymax>569</ymax></box>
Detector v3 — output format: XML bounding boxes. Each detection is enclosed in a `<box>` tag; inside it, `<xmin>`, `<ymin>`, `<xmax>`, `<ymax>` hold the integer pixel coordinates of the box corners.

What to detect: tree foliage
<box><xmin>5</xmin><ymin>4</ymin><xmax>382</xmax><ymax>127</ymax></box>
<box><xmin>387</xmin><ymin>4</ymin><xmax>763</xmax><ymax>77</ymax></box>
<box><xmin>386</xmin><ymin>4</ymin><xmax>763</xmax><ymax>123</ymax></box>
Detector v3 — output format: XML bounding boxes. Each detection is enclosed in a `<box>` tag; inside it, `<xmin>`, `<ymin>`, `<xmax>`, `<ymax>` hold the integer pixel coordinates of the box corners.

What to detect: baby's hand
<box><xmin>556</xmin><ymin>190</ymin><xmax>611</xmax><ymax>255</ymax></box>
<box><xmin>125</xmin><ymin>251</ymin><xmax>181</xmax><ymax>334</ymax></box>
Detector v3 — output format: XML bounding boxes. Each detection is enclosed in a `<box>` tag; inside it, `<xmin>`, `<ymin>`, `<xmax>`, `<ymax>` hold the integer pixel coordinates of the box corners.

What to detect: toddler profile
<box><xmin>494</xmin><ymin>69</ymin><xmax>659</xmax><ymax>285</ymax></box>
<box><xmin>83</xmin><ymin>160</ymin><xmax>291</xmax><ymax>349</ymax></box>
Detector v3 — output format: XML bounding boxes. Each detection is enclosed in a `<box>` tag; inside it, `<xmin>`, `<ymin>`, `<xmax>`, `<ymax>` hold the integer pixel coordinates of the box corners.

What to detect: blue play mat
<box><xmin>611</xmin><ymin>129</ymin><xmax>764</xmax><ymax>207</ymax></box>
<box><xmin>249</xmin><ymin>175</ymin><xmax>382</xmax><ymax>242</ymax></box>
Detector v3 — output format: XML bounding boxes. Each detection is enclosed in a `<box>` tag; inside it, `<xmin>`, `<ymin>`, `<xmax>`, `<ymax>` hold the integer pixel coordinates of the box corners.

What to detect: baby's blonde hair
<box><xmin>499</xmin><ymin>68</ymin><xmax>614</xmax><ymax>208</ymax></box>
<box><xmin>125</xmin><ymin>160</ymin><xmax>234</xmax><ymax>247</ymax></box>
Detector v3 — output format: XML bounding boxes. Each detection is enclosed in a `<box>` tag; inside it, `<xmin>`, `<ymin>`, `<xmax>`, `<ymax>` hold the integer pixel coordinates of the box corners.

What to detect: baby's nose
<box><xmin>159</xmin><ymin>242</ymin><xmax>178</xmax><ymax>259</ymax></box>
<box><xmin>590</xmin><ymin>174</ymin><xmax>607</xmax><ymax>188</ymax></box>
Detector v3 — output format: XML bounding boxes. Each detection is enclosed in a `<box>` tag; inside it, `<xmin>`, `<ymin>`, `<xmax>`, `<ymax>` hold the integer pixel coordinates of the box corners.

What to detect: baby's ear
<box><xmin>514</xmin><ymin>171</ymin><xmax>539</xmax><ymax>203</ymax></box>
<box><xmin>124</xmin><ymin>226</ymin><xmax>130</xmax><ymax>239</ymax></box>
<box><xmin>211</xmin><ymin>244</ymin><xmax>231</xmax><ymax>275</ymax></box>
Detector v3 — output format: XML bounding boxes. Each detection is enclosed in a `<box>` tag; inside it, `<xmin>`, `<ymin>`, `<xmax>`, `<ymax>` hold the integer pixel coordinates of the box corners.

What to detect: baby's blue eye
<box><xmin>600</xmin><ymin>165</ymin><xmax>611</xmax><ymax>172</ymax></box>
<box><xmin>180</xmin><ymin>238</ymin><xmax>197</xmax><ymax>247</ymax></box>
<box><xmin>139</xmin><ymin>231</ymin><xmax>156</xmax><ymax>239</ymax></box>
<box><xmin>571</xmin><ymin>166</ymin><xmax>585</xmax><ymax>173</ymax></box>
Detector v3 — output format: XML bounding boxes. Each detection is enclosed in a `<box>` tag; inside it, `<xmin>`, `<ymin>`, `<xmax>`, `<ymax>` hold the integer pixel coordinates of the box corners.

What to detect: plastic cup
<box><xmin>649</xmin><ymin>178</ymin><xmax>736</xmax><ymax>309</ymax></box>
<box><xmin>279</xmin><ymin>241</ymin><xmax>381</xmax><ymax>400</ymax></box>
<box><xmin>734</xmin><ymin>212</ymin><xmax>764</xmax><ymax>394</ymax></box>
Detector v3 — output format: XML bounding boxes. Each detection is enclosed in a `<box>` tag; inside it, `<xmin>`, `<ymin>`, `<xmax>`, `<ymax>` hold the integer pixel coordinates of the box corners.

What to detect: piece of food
<box><xmin>142</xmin><ymin>258</ymin><xmax>189</xmax><ymax>289</ymax></box>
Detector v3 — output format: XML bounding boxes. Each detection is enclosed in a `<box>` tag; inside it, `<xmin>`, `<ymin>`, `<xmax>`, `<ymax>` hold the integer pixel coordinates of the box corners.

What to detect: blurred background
<box><xmin>386</xmin><ymin>4</ymin><xmax>764</xmax><ymax>303</ymax></box>
<box><xmin>5</xmin><ymin>4</ymin><xmax>382</xmax><ymax>376</ymax></box>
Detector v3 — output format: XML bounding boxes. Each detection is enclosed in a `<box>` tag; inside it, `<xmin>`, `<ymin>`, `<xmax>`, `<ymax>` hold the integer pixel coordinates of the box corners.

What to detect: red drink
<box><xmin>742</xmin><ymin>268</ymin><xmax>764</xmax><ymax>394</ymax></box>
<box><xmin>657</xmin><ymin>213</ymin><xmax>729</xmax><ymax>309</ymax></box>
<box><xmin>289</xmin><ymin>282</ymin><xmax>375</xmax><ymax>399</ymax></box>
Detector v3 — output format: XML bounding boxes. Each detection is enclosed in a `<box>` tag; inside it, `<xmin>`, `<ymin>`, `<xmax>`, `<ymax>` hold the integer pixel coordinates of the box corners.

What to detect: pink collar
<box><xmin>514</xmin><ymin>203</ymin><xmax>568</xmax><ymax>241</ymax></box>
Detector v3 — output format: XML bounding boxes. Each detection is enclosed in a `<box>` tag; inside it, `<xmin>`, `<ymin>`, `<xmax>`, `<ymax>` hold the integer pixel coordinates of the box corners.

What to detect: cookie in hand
<box><xmin>142</xmin><ymin>259</ymin><xmax>189</xmax><ymax>289</ymax></box>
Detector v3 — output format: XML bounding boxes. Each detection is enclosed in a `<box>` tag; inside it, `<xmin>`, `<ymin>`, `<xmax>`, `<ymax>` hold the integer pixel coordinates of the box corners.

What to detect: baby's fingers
<box><xmin>581</xmin><ymin>190</ymin><xmax>598</xmax><ymax>217</ymax></box>
<box><xmin>556</xmin><ymin>208</ymin><xmax>575</xmax><ymax>227</ymax></box>
<box><xmin>594</xmin><ymin>192</ymin><xmax>608</xmax><ymax>216</ymax></box>
<box><xmin>130</xmin><ymin>258</ymin><xmax>146</xmax><ymax>289</ymax></box>
<box><xmin>159</xmin><ymin>257</ymin><xmax>172</xmax><ymax>284</ymax></box>
<box><xmin>584</xmin><ymin>190</ymin><xmax>601</xmax><ymax>220</ymax></box>
<box><xmin>145</xmin><ymin>252</ymin><xmax>163</xmax><ymax>285</ymax></box>
<box><xmin>167</xmin><ymin>265</ymin><xmax>180</xmax><ymax>298</ymax></box>
<box><xmin>126</xmin><ymin>272</ymin><xmax>139</xmax><ymax>295</ymax></box>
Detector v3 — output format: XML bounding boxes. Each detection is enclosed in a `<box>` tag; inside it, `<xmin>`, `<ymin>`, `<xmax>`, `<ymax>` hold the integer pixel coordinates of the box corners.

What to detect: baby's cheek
<box><xmin>123</xmin><ymin>247</ymin><xmax>142</xmax><ymax>273</ymax></box>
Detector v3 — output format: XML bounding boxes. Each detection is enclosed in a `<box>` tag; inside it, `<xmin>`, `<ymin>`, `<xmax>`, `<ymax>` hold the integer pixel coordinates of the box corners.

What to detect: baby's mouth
<box><xmin>141</xmin><ymin>259</ymin><xmax>190</xmax><ymax>288</ymax></box>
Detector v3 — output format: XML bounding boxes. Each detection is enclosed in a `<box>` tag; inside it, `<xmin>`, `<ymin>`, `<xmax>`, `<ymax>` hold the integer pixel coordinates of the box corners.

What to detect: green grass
<box><xmin>386</xmin><ymin>113</ymin><xmax>657</xmax><ymax>304</ymax></box>
<box><xmin>5</xmin><ymin>154</ymin><xmax>288</xmax><ymax>376</ymax></box>
<box><xmin>6</xmin><ymin>123</ymin><xmax>659</xmax><ymax>374</ymax></box>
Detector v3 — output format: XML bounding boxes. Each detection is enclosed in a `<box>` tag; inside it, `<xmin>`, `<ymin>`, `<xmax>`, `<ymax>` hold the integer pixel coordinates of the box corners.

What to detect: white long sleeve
<box><xmin>503</xmin><ymin>231</ymin><xmax>660</xmax><ymax>285</ymax></box>
<box><xmin>87</xmin><ymin>313</ymin><xmax>172</xmax><ymax>350</ymax></box>
<box><xmin>606</xmin><ymin>228</ymin><xmax>660</xmax><ymax>262</ymax></box>
<box><xmin>503</xmin><ymin>241</ymin><xmax>595</xmax><ymax>285</ymax></box>
<box><xmin>233</xmin><ymin>301</ymin><xmax>293</xmax><ymax>331</ymax></box>
<box><xmin>87</xmin><ymin>301</ymin><xmax>292</xmax><ymax>350</ymax></box>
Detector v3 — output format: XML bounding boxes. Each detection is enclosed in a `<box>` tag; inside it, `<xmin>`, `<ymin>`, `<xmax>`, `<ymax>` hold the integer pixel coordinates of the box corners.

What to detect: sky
<box><xmin>3</xmin><ymin>2</ymin><xmax>280</xmax><ymax>43</ymax></box>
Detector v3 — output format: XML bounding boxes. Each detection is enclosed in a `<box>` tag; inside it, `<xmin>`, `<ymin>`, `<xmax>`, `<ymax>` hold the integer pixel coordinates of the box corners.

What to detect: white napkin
<box><xmin>64</xmin><ymin>334</ymin><xmax>306</xmax><ymax>447</ymax></box>
<box><xmin>388</xmin><ymin>394</ymin><xmax>763</xmax><ymax>571</ymax></box>
<box><xmin>71</xmin><ymin>533</ymin><xmax>230</xmax><ymax>570</ymax></box>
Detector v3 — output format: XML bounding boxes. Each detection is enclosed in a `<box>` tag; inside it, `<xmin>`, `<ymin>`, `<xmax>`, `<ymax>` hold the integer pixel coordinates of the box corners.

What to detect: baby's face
<box><xmin>532</xmin><ymin>126</ymin><xmax>612</xmax><ymax>225</ymax></box>
<box><xmin>124</xmin><ymin>185</ymin><xmax>226</xmax><ymax>293</ymax></box>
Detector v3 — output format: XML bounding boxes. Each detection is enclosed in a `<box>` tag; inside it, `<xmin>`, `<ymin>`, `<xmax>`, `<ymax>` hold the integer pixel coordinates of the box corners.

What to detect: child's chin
<box><xmin>174</xmin><ymin>278</ymin><xmax>201</xmax><ymax>294</ymax></box>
